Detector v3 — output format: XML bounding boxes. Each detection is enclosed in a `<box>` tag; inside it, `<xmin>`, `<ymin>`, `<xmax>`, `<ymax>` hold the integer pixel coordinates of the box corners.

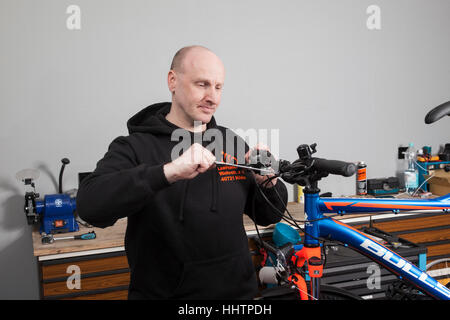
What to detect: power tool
<box><xmin>16</xmin><ymin>158</ymin><xmax>79</xmax><ymax>234</ymax></box>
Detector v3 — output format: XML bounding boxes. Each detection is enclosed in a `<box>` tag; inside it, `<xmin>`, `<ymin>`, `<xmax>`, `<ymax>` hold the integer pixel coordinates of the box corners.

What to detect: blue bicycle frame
<box><xmin>303</xmin><ymin>192</ymin><xmax>450</xmax><ymax>300</ymax></box>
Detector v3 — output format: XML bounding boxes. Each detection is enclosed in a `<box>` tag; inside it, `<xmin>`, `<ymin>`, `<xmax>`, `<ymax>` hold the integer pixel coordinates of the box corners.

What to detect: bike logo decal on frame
<box><xmin>360</xmin><ymin>238</ymin><xmax>450</xmax><ymax>298</ymax></box>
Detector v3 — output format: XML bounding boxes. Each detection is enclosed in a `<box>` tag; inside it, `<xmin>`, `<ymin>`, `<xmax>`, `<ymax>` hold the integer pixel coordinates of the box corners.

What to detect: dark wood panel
<box><xmin>427</xmin><ymin>243</ymin><xmax>450</xmax><ymax>258</ymax></box>
<box><xmin>369</xmin><ymin>214</ymin><xmax>450</xmax><ymax>233</ymax></box>
<box><xmin>62</xmin><ymin>290</ymin><xmax>129</xmax><ymax>300</ymax></box>
<box><xmin>43</xmin><ymin>272</ymin><xmax>130</xmax><ymax>297</ymax></box>
<box><xmin>42</xmin><ymin>255</ymin><xmax>129</xmax><ymax>280</ymax></box>
<box><xmin>398</xmin><ymin>229</ymin><xmax>450</xmax><ymax>244</ymax></box>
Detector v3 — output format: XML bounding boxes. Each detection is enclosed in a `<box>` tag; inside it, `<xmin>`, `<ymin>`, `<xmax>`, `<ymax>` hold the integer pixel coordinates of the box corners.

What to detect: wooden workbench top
<box><xmin>32</xmin><ymin>202</ymin><xmax>308</xmax><ymax>258</ymax></box>
<box><xmin>32</xmin><ymin>218</ymin><xmax>128</xmax><ymax>258</ymax></box>
<box><xmin>35</xmin><ymin>196</ymin><xmax>415</xmax><ymax>259</ymax></box>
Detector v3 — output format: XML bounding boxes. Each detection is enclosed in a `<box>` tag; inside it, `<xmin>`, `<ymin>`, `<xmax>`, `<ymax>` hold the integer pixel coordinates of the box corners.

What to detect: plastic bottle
<box><xmin>404</xmin><ymin>143</ymin><xmax>419</xmax><ymax>194</ymax></box>
<box><xmin>294</xmin><ymin>184</ymin><xmax>304</xmax><ymax>203</ymax></box>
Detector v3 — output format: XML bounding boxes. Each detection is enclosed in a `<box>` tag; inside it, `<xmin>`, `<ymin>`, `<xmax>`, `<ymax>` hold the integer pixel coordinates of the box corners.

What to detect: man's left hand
<box><xmin>245</xmin><ymin>144</ymin><xmax>277</xmax><ymax>188</ymax></box>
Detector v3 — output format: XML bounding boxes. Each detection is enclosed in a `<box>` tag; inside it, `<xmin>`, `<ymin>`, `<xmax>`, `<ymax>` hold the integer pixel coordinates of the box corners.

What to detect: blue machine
<box><xmin>34</xmin><ymin>194</ymin><xmax>78</xmax><ymax>234</ymax></box>
<box><xmin>20</xmin><ymin>158</ymin><xmax>79</xmax><ymax>234</ymax></box>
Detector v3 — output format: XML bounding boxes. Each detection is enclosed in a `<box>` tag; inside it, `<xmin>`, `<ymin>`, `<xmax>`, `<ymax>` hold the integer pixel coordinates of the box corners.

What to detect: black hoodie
<box><xmin>77</xmin><ymin>102</ymin><xmax>287</xmax><ymax>299</ymax></box>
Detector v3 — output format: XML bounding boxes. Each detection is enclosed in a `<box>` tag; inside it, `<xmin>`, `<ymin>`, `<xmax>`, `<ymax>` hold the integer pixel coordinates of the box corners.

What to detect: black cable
<box><xmin>256</xmin><ymin>174</ymin><xmax>301</xmax><ymax>226</ymax></box>
<box><xmin>252</xmin><ymin>182</ymin><xmax>362</xmax><ymax>297</ymax></box>
<box><xmin>256</xmin><ymin>181</ymin><xmax>334</xmax><ymax>228</ymax></box>
<box><xmin>250</xmin><ymin>182</ymin><xmax>277</xmax><ymax>268</ymax></box>
<box><xmin>250</xmin><ymin>167</ymin><xmax>352</xmax><ymax>270</ymax></box>
<box><xmin>258</xmin><ymin>178</ymin><xmax>339</xmax><ymax>224</ymax></box>
<box><xmin>254</xmin><ymin>181</ymin><xmax>326</xmax><ymax>243</ymax></box>
<box><xmin>259</xmin><ymin>174</ymin><xmax>304</xmax><ymax>231</ymax></box>
<box><xmin>254</xmin><ymin>174</ymin><xmax>353</xmax><ymax>268</ymax></box>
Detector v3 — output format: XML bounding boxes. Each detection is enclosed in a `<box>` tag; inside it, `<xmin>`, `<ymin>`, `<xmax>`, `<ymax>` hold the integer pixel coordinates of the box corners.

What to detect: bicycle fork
<box><xmin>290</xmin><ymin>192</ymin><xmax>324</xmax><ymax>300</ymax></box>
<box><xmin>290</xmin><ymin>245</ymin><xmax>324</xmax><ymax>300</ymax></box>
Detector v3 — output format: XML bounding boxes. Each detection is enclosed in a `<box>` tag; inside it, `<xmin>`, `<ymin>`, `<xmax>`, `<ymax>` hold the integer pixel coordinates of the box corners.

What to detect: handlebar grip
<box><xmin>425</xmin><ymin>100</ymin><xmax>450</xmax><ymax>124</ymax></box>
<box><xmin>312</xmin><ymin>158</ymin><xmax>356</xmax><ymax>177</ymax></box>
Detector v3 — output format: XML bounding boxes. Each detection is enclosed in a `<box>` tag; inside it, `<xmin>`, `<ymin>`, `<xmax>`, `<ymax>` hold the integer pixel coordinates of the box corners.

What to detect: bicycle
<box><xmin>249</xmin><ymin>142</ymin><xmax>450</xmax><ymax>300</ymax></box>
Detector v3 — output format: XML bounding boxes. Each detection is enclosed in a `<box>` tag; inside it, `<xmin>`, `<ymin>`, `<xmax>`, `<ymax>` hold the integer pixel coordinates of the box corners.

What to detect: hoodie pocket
<box><xmin>171</xmin><ymin>249</ymin><xmax>257</xmax><ymax>299</ymax></box>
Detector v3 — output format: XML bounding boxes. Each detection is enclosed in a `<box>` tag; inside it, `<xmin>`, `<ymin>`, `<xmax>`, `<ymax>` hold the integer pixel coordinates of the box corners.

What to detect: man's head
<box><xmin>167</xmin><ymin>46</ymin><xmax>225</xmax><ymax>130</ymax></box>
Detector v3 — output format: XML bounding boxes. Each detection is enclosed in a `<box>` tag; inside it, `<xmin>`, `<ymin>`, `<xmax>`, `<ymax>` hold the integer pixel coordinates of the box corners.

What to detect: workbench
<box><xmin>32</xmin><ymin>201</ymin><xmax>450</xmax><ymax>300</ymax></box>
<box><xmin>34</xmin><ymin>205</ymin><xmax>294</xmax><ymax>299</ymax></box>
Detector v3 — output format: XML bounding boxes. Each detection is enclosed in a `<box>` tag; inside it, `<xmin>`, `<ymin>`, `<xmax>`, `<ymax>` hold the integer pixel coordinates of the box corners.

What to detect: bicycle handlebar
<box><xmin>275</xmin><ymin>144</ymin><xmax>357</xmax><ymax>182</ymax></box>
<box><xmin>425</xmin><ymin>100</ymin><xmax>450</xmax><ymax>124</ymax></box>
<box><xmin>311</xmin><ymin>158</ymin><xmax>356</xmax><ymax>177</ymax></box>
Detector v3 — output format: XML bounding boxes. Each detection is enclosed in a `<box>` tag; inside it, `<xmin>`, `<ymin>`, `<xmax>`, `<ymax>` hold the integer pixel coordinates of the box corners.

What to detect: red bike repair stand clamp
<box><xmin>259</xmin><ymin>247</ymin><xmax>268</xmax><ymax>267</ymax></box>
<box><xmin>289</xmin><ymin>245</ymin><xmax>324</xmax><ymax>300</ymax></box>
<box><xmin>291</xmin><ymin>245</ymin><xmax>324</xmax><ymax>278</ymax></box>
<box><xmin>288</xmin><ymin>273</ymin><xmax>309</xmax><ymax>300</ymax></box>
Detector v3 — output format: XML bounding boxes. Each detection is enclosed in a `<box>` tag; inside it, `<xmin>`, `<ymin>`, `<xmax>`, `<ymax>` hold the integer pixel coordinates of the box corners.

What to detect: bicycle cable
<box><xmin>254</xmin><ymin>180</ymin><xmax>333</xmax><ymax>243</ymax></box>
<box><xmin>254</xmin><ymin>173</ymin><xmax>356</xmax><ymax>267</ymax></box>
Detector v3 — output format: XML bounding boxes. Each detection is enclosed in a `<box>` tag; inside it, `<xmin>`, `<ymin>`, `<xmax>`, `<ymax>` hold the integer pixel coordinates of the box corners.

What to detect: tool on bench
<box><xmin>16</xmin><ymin>158</ymin><xmax>79</xmax><ymax>234</ymax></box>
<box><xmin>41</xmin><ymin>231</ymin><xmax>96</xmax><ymax>244</ymax></box>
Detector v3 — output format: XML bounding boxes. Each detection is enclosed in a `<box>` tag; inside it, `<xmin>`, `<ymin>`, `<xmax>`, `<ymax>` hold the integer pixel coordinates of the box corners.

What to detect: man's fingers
<box><xmin>247</xmin><ymin>144</ymin><xmax>273</xmax><ymax>165</ymax></box>
<box><xmin>197</xmin><ymin>152</ymin><xmax>216</xmax><ymax>173</ymax></box>
<box><xmin>245</xmin><ymin>150</ymin><xmax>251</xmax><ymax>164</ymax></box>
<box><xmin>208</xmin><ymin>163</ymin><xmax>217</xmax><ymax>170</ymax></box>
<box><xmin>167</xmin><ymin>144</ymin><xmax>219</xmax><ymax>182</ymax></box>
<box><xmin>185</xmin><ymin>144</ymin><xmax>216</xmax><ymax>174</ymax></box>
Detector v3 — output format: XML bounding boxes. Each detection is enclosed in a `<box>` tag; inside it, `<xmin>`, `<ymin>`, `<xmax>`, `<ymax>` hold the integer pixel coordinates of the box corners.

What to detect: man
<box><xmin>77</xmin><ymin>46</ymin><xmax>288</xmax><ymax>299</ymax></box>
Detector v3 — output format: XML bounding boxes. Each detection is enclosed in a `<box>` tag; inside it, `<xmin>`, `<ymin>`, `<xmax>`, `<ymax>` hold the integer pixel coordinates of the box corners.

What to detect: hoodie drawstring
<box><xmin>179</xmin><ymin>180</ymin><xmax>190</xmax><ymax>222</ymax></box>
<box><xmin>210</xmin><ymin>170</ymin><xmax>218</xmax><ymax>212</ymax></box>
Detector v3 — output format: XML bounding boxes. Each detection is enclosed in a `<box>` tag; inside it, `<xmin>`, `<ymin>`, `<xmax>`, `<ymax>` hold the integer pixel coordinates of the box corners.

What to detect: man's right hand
<box><xmin>163</xmin><ymin>143</ymin><xmax>216</xmax><ymax>184</ymax></box>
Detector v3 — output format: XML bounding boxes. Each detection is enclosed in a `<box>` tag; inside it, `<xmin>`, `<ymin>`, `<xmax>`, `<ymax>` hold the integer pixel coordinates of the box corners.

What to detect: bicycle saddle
<box><xmin>424</xmin><ymin>100</ymin><xmax>450</xmax><ymax>124</ymax></box>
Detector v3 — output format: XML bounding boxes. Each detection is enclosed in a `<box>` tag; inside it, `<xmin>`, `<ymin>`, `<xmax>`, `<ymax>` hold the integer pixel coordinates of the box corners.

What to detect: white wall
<box><xmin>0</xmin><ymin>0</ymin><xmax>449</xmax><ymax>299</ymax></box>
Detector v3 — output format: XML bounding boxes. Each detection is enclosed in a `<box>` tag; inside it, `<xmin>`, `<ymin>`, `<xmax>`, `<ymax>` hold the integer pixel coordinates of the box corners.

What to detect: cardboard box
<box><xmin>426</xmin><ymin>170</ymin><xmax>450</xmax><ymax>196</ymax></box>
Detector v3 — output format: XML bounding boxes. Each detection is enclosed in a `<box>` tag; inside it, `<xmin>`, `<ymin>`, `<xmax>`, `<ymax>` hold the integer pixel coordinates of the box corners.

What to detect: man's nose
<box><xmin>205</xmin><ymin>87</ymin><xmax>220</xmax><ymax>105</ymax></box>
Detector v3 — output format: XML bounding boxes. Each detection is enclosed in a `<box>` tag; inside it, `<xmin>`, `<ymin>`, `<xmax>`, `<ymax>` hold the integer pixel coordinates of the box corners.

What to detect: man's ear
<box><xmin>167</xmin><ymin>70</ymin><xmax>177</xmax><ymax>94</ymax></box>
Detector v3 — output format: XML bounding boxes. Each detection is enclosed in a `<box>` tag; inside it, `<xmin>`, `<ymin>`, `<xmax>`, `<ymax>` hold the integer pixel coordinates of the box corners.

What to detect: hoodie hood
<box><xmin>127</xmin><ymin>102</ymin><xmax>218</xmax><ymax>135</ymax></box>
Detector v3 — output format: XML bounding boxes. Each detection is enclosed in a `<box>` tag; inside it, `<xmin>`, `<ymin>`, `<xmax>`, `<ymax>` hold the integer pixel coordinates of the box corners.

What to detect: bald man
<box><xmin>77</xmin><ymin>46</ymin><xmax>288</xmax><ymax>300</ymax></box>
